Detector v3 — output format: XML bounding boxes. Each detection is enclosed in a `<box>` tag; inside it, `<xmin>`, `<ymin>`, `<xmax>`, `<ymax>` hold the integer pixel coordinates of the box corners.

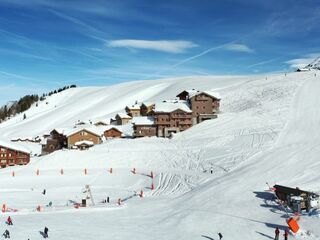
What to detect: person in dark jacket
<box><xmin>42</xmin><ymin>189</ymin><xmax>46</xmax><ymax>195</ymax></box>
<box><xmin>43</xmin><ymin>227</ymin><xmax>49</xmax><ymax>238</ymax></box>
<box><xmin>2</xmin><ymin>229</ymin><xmax>10</xmax><ymax>238</ymax></box>
<box><xmin>275</xmin><ymin>228</ymin><xmax>280</xmax><ymax>240</ymax></box>
<box><xmin>218</xmin><ymin>232</ymin><xmax>223</xmax><ymax>239</ymax></box>
<box><xmin>283</xmin><ymin>230</ymin><xmax>289</xmax><ymax>240</ymax></box>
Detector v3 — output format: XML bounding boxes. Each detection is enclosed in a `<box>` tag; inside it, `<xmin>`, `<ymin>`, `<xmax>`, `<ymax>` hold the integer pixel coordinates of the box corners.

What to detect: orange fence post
<box><xmin>139</xmin><ymin>190</ymin><xmax>144</xmax><ymax>198</ymax></box>
<box><xmin>2</xmin><ymin>204</ymin><xmax>6</xmax><ymax>213</ymax></box>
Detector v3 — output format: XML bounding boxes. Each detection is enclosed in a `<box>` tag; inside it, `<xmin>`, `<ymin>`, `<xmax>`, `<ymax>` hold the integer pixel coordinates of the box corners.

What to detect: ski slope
<box><xmin>0</xmin><ymin>71</ymin><xmax>319</xmax><ymax>239</ymax></box>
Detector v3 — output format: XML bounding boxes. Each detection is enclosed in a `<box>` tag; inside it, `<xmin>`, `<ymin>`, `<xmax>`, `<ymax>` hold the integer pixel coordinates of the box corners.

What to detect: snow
<box><xmin>132</xmin><ymin>116</ymin><xmax>155</xmax><ymax>125</ymax></box>
<box><xmin>0</xmin><ymin>72</ymin><xmax>319</xmax><ymax>239</ymax></box>
<box><xmin>75</xmin><ymin>140</ymin><xmax>94</xmax><ymax>146</ymax></box>
<box><xmin>154</xmin><ymin>100</ymin><xmax>192</xmax><ymax>113</ymax></box>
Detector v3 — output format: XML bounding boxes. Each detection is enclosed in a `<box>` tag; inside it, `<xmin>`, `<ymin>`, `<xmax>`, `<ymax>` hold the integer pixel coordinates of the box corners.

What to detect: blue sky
<box><xmin>0</xmin><ymin>0</ymin><xmax>319</xmax><ymax>105</ymax></box>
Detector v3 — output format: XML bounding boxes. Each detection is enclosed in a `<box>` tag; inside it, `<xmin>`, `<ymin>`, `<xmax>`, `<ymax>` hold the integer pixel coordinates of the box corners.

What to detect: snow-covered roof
<box><xmin>177</xmin><ymin>89</ymin><xmax>199</xmax><ymax>97</ymax></box>
<box><xmin>154</xmin><ymin>101</ymin><xmax>192</xmax><ymax>113</ymax></box>
<box><xmin>132</xmin><ymin>116</ymin><xmax>155</xmax><ymax>125</ymax></box>
<box><xmin>116</xmin><ymin>113</ymin><xmax>132</xmax><ymax>119</ymax></box>
<box><xmin>102</xmin><ymin>125</ymin><xmax>123</xmax><ymax>133</ymax></box>
<box><xmin>0</xmin><ymin>139</ymin><xmax>31</xmax><ymax>154</ymax></box>
<box><xmin>126</xmin><ymin>103</ymin><xmax>141</xmax><ymax>110</ymax></box>
<box><xmin>75</xmin><ymin>140</ymin><xmax>94</xmax><ymax>146</ymax></box>
<box><xmin>189</xmin><ymin>90</ymin><xmax>221</xmax><ymax>100</ymax></box>
<box><xmin>141</xmin><ymin>102</ymin><xmax>155</xmax><ymax>107</ymax></box>
<box><xmin>66</xmin><ymin>126</ymin><xmax>103</xmax><ymax>138</ymax></box>
<box><xmin>52</xmin><ymin>127</ymin><xmax>70</xmax><ymax>135</ymax></box>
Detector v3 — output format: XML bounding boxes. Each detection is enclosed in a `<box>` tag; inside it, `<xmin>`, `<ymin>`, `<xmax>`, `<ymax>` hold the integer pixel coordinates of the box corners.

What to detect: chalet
<box><xmin>0</xmin><ymin>140</ymin><xmax>30</xmax><ymax>168</ymax></box>
<box><xmin>132</xmin><ymin>116</ymin><xmax>157</xmax><ymax>137</ymax></box>
<box><xmin>274</xmin><ymin>185</ymin><xmax>320</xmax><ymax>212</ymax></box>
<box><xmin>115</xmin><ymin>113</ymin><xmax>132</xmax><ymax>125</ymax></box>
<box><xmin>152</xmin><ymin>100</ymin><xmax>192</xmax><ymax>137</ymax></box>
<box><xmin>41</xmin><ymin>128</ymin><xmax>68</xmax><ymax>155</ymax></box>
<box><xmin>104</xmin><ymin>126</ymin><xmax>123</xmax><ymax>138</ymax></box>
<box><xmin>125</xmin><ymin>103</ymin><xmax>141</xmax><ymax>117</ymax></box>
<box><xmin>66</xmin><ymin>128</ymin><xmax>102</xmax><ymax>149</ymax></box>
<box><xmin>177</xmin><ymin>90</ymin><xmax>221</xmax><ymax>125</ymax></box>
<box><xmin>140</xmin><ymin>102</ymin><xmax>155</xmax><ymax>116</ymax></box>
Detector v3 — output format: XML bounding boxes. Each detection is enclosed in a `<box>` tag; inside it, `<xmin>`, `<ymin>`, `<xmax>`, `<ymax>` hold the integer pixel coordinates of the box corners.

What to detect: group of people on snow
<box><xmin>2</xmin><ymin>216</ymin><xmax>49</xmax><ymax>239</ymax></box>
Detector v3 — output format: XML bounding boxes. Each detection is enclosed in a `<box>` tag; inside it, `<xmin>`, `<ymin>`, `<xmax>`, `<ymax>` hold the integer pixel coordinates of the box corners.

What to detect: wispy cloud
<box><xmin>247</xmin><ymin>58</ymin><xmax>278</xmax><ymax>68</ymax></box>
<box><xmin>286</xmin><ymin>53</ymin><xmax>320</xmax><ymax>69</ymax></box>
<box><xmin>224</xmin><ymin>44</ymin><xmax>254</xmax><ymax>53</ymax></box>
<box><xmin>108</xmin><ymin>40</ymin><xmax>197</xmax><ymax>53</ymax></box>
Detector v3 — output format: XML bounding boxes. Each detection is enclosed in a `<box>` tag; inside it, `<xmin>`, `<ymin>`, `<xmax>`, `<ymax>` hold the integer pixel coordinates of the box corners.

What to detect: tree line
<box><xmin>0</xmin><ymin>85</ymin><xmax>76</xmax><ymax>122</ymax></box>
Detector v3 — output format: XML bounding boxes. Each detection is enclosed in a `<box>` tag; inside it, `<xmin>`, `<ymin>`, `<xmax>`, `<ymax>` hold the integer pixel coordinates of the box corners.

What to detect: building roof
<box><xmin>126</xmin><ymin>103</ymin><xmax>141</xmax><ymax>110</ymax></box>
<box><xmin>102</xmin><ymin>125</ymin><xmax>123</xmax><ymax>133</ymax></box>
<box><xmin>116</xmin><ymin>113</ymin><xmax>132</xmax><ymax>119</ymax></box>
<box><xmin>66</xmin><ymin>126</ymin><xmax>103</xmax><ymax>138</ymax></box>
<box><xmin>189</xmin><ymin>90</ymin><xmax>221</xmax><ymax>100</ymax></box>
<box><xmin>75</xmin><ymin>140</ymin><xmax>94</xmax><ymax>146</ymax></box>
<box><xmin>0</xmin><ymin>139</ymin><xmax>31</xmax><ymax>154</ymax></box>
<box><xmin>132</xmin><ymin>116</ymin><xmax>155</xmax><ymax>125</ymax></box>
<box><xmin>141</xmin><ymin>102</ymin><xmax>155</xmax><ymax>107</ymax></box>
<box><xmin>176</xmin><ymin>89</ymin><xmax>200</xmax><ymax>98</ymax></box>
<box><xmin>154</xmin><ymin>100</ymin><xmax>192</xmax><ymax>113</ymax></box>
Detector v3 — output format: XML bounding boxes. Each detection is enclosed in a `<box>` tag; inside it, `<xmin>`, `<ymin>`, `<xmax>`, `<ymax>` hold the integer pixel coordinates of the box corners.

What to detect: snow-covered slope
<box><xmin>305</xmin><ymin>57</ymin><xmax>320</xmax><ymax>70</ymax></box>
<box><xmin>0</xmin><ymin>71</ymin><xmax>319</xmax><ymax>240</ymax></box>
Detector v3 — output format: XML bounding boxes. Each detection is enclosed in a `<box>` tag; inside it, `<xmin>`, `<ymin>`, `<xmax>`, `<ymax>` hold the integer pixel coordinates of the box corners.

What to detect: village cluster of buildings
<box><xmin>0</xmin><ymin>89</ymin><xmax>221</xmax><ymax>167</ymax></box>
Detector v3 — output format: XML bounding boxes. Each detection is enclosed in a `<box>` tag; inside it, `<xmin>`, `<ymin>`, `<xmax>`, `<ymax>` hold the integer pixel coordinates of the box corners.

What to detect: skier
<box><xmin>43</xmin><ymin>226</ymin><xmax>49</xmax><ymax>238</ymax></box>
<box><xmin>42</xmin><ymin>189</ymin><xmax>46</xmax><ymax>195</ymax></box>
<box><xmin>218</xmin><ymin>232</ymin><xmax>223</xmax><ymax>239</ymax></box>
<box><xmin>2</xmin><ymin>229</ymin><xmax>10</xmax><ymax>238</ymax></box>
<box><xmin>274</xmin><ymin>228</ymin><xmax>280</xmax><ymax>240</ymax></box>
<box><xmin>283</xmin><ymin>230</ymin><xmax>288</xmax><ymax>240</ymax></box>
<box><xmin>6</xmin><ymin>216</ymin><xmax>13</xmax><ymax>225</ymax></box>
<box><xmin>107</xmin><ymin>196</ymin><xmax>110</xmax><ymax>203</ymax></box>
<box><xmin>210</xmin><ymin>166</ymin><xmax>213</xmax><ymax>174</ymax></box>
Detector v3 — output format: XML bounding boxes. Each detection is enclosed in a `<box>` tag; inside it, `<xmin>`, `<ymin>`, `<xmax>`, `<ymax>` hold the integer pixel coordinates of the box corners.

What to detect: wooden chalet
<box><xmin>66</xmin><ymin>128</ymin><xmax>102</xmax><ymax>149</ymax></box>
<box><xmin>104</xmin><ymin>127</ymin><xmax>123</xmax><ymax>138</ymax></box>
<box><xmin>115</xmin><ymin>113</ymin><xmax>132</xmax><ymax>125</ymax></box>
<box><xmin>0</xmin><ymin>141</ymin><xmax>30</xmax><ymax>168</ymax></box>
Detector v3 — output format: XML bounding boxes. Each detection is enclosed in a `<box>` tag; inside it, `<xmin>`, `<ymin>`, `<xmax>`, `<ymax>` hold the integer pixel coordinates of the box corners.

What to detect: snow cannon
<box><xmin>150</xmin><ymin>171</ymin><xmax>154</xmax><ymax>179</ymax></box>
<box><xmin>117</xmin><ymin>198</ymin><xmax>122</xmax><ymax>205</ymax></box>
<box><xmin>287</xmin><ymin>217</ymin><xmax>300</xmax><ymax>233</ymax></box>
<box><xmin>132</xmin><ymin>168</ymin><xmax>136</xmax><ymax>174</ymax></box>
